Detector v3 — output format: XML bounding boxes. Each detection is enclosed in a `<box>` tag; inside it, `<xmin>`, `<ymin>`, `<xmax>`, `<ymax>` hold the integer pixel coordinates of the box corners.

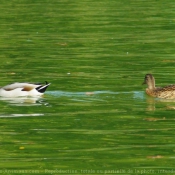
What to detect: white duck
<box><xmin>0</xmin><ymin>81</ymin><xmax>50</xmax><ymax>97</ymax></box>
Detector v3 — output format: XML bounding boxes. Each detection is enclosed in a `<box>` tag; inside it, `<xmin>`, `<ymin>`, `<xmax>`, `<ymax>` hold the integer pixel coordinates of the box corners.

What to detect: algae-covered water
<box><xmin>0</xmin><ymin>0</ymin><xmax>175</xmax><ymax>174</ymax></box>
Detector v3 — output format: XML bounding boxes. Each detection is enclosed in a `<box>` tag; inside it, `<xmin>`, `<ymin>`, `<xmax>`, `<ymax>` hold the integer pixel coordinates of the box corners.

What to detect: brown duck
<box><xmin>143</xmin><ymin>74</ymin><xmax>175</xmax><ymax>99</ymax></box>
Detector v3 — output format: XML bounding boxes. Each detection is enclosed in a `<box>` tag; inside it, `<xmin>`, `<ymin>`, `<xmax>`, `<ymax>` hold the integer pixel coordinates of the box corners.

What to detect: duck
<box><xmin>143</xmin><ymin>74</ymin><xmax>175</xmax><ymax>99</ymax></box>
<box><xmin>0</xmin><ymin>81</ymin><xmax>50</xmax><ymax>97</ymax></box>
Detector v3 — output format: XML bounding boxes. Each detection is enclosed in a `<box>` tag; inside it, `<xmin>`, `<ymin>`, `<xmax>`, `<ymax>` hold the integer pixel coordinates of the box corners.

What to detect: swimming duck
<box><xmin>0</xmin><ymin>81</ymin><xmax>50</xmax><ymax>97</ymax></box>
<box><xmin>143</xmin><ymin>74</ymin><xmax>175</xmax><ymax>99</ymax></box>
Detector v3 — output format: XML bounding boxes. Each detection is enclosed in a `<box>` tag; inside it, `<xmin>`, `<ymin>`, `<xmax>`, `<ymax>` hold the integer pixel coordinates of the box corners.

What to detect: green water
<box><xmin>0</xmin><ymin>0</ymin><xmax>175</xmax><ymax>174</ymax></box>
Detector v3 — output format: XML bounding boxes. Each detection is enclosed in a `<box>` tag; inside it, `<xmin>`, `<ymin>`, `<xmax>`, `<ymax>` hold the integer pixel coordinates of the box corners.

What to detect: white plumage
<box><xmin>0</xmin><ymin>82</ymin><xmax>50</xmax><ymax>97</ymax></box>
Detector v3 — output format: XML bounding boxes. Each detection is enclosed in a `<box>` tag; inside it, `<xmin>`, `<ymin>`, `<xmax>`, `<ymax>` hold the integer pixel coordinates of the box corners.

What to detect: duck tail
<box><xmin>36</xmin><ymin>81</ymin><xmax>51</xmax><ymax>93</ymax></box>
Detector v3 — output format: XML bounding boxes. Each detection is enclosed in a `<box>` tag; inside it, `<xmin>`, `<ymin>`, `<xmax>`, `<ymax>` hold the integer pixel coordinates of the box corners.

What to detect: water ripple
<box><xmin>0</xmin><ymin>113</ymin><xmax>44</xmax><ymax>118</ymax></box>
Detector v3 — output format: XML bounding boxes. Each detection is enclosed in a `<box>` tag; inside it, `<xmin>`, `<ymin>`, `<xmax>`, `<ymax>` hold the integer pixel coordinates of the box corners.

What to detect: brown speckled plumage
<box><xmin>143</xmin><ymin>74</ymin><xmax>175</xmax><ymax>99</ymax></box>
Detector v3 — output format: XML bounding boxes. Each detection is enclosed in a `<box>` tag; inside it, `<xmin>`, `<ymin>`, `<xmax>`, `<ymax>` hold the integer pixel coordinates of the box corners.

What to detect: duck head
<box><xmin>142</xmin><ymin>74</ymin><xmax>155</xmax><ymax>89</ymax></box>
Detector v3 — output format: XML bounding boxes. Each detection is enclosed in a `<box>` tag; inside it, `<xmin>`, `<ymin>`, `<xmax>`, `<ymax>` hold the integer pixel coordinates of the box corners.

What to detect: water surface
<box><xmin>0</xmin><ymin>0</ymin><xmax>175</xmax><ymax>174</ymax></box>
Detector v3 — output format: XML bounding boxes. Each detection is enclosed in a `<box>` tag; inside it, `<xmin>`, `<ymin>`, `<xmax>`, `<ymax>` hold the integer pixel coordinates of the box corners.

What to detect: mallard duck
<box><xmin>143</xmin><ymin>74</ymin><xmax>175</xmax><ymax>99</ymax></box>
<box><xmin>0</xmin><ymin>81</ymin><xmax>50</xmax><ymax>97</ymax></box>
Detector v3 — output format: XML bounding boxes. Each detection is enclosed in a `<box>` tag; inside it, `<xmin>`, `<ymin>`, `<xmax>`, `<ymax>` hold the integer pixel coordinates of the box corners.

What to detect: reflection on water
<box><xmin>47</xmin><ymin>90</ymin><xmax>143</xmax><ymax>96</ymax></box>
<box><xmin>46</xmin><ymin>90</ymin><xmax>118</xmax><ymax>97</ymax></box>
<box><xmin>47</xmin><ymin>90</ymin><xmax>145</xmax><ymax>99</ymax></box>
<box><xmin>0</xmin><ymin>113</ymin><xmax>44</xmax><ymax>118</ymax></box>
<box><xmin>2</xmin><ymin>90</ymin><xmax>175</xmax><ymax>111</ymax></box>
<box><xmin>133</xmin><ymin>91</ymin><xmax>145</xmax><ymax>100</ymax></box>
<box><xmin>145</xmin><ymin>95</ymin><xmax>175</xmax><ymax>111</ymax></box>
<box><xmin>0</xmin><ymin>90</ymin><xmax>145</xmax><ymax>106</ymax></box>
<box><xmin>0</xmin><ymin>96</ymin><xmax>49</xmax><ymax>106</ymax></box>
<box><xmin>3</xmin><ymin>90</ymin><xmax>175</xmax><ymax>111</ymax></box>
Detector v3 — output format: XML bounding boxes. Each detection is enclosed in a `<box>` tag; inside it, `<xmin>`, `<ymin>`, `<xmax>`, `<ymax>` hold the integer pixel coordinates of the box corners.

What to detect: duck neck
<box><xmin>148</xmin><ymin>78</ymin><xmax>156</xmax><ymax>90</ymax></box>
